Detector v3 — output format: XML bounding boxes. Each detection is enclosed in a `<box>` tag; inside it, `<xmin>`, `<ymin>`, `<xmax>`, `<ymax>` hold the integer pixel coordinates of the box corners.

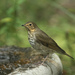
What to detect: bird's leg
<box><xmin>33</xmin><ymin>55</ymin><xmax>49</xmax><ymax>67</ymax></box>
<box><xmin>42</xmin><ymin>55</ymin><xmax>49</xmax><ymax>64</ymax></box>
<box><xmin>40</xmin><ymin>55</ymin><xmax>50</xmax><ymax>66</ymax></box>
<box><xmin>41</xmin><ymin>54</ymin><xmax>53</xmax><ymax>66</ymax></box>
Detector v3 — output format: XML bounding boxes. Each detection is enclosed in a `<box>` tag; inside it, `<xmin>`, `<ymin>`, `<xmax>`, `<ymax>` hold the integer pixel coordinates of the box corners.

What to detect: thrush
<box><xmin>22</xmin><ymin>21</ymin><xmax>74</xmax><ymax>59</ymax></box>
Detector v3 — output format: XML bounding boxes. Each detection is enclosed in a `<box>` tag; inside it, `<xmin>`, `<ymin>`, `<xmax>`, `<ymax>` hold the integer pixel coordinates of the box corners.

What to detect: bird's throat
<box><xmin>30</xmin><ymin>29</ymin><xmax>35</xmax><ymax>32</ymax></box>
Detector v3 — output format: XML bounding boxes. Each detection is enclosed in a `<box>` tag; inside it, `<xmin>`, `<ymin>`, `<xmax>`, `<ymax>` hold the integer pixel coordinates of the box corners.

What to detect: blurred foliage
<box><xmin>0</xmin><ymin>0</ymin><xmax>75</xmax><ymax>75</ymax></box>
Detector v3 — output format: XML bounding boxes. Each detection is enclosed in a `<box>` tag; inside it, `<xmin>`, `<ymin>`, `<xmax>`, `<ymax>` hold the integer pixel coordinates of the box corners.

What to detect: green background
<box><xmin>0</xmin><ymin>0</ymin><xmax>75</xmax><ymax>75</ymax></box>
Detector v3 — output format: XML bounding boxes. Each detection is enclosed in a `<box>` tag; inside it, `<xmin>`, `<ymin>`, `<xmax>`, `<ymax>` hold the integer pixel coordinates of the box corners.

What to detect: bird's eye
<box><xmin>29</xmin><ymin>24</ymin><xmax>32</xmax><ymax>26</ymax></box>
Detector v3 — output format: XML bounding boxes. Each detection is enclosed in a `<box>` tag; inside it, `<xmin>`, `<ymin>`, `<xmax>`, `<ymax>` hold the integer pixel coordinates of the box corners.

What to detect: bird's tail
<box><xmin>65</xmin><ymin>53</ymin><xmax>74</xmax><ymax>59</ymax></box>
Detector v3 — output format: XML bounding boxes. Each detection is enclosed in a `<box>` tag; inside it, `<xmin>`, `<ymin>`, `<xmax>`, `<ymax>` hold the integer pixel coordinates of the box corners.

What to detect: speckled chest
<box><xmin>28</xmin><ymin>31</ymin><xmax>36</xmax><ymax>46</ymax></box>
<box><xmin>28</xmin><ymin>31</ymin><xmax>52</xmax><ymax>54</ymax></box>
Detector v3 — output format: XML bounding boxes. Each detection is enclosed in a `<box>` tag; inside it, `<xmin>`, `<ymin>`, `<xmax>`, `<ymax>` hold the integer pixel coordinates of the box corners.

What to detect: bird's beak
<box><xmin>22</xmin><ymin>24</ymin><xmax>24</xmax><ymax>26</ymax></box>
<box><xmin>22</xmin><ymin>24</ymin><xmax>26</xmax><ymax>27</ymax></box>
<box><xmin>21</xmin><ymin>24</ymin><xmax>27</xmax><ymax>29</ymax></box>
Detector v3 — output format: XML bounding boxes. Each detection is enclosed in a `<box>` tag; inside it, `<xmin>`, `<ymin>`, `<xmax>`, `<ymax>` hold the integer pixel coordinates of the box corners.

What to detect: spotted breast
<box><xmin>28</xmin><ymin>31</ymin><xmax>52</xmax><ymax>55</ymax></box>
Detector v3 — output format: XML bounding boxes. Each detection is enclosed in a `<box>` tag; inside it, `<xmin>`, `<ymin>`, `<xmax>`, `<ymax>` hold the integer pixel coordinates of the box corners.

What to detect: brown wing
<box><xmin>35</xmin><ymin>30</ymin><xmax>65</xmax><ymax>54</ymax></box>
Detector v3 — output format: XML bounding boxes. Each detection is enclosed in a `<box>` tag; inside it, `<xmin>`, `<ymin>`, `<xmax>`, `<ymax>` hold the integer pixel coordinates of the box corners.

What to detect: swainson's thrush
<box><xmin>22</xmin><ymin>21</ymin><xmax>74</xmax><ymax>59</ymax></box>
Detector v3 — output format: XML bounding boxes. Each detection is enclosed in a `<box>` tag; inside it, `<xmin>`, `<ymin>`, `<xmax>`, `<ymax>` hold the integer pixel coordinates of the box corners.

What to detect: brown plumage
<box><xmin>22</xmin><ymin>21</ymin><xmax>74</xmax><ymax>59</ymax></box>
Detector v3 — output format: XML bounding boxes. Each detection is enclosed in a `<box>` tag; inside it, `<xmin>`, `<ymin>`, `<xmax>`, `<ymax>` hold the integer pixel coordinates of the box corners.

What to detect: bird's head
<box><xmin>22</xmin><ymin>21</ymin><xmax>38</xmax><ymax>32</ymax></box>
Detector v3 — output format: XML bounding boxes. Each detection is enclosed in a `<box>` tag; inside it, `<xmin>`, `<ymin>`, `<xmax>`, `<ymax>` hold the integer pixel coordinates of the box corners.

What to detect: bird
<box><xmin>22</xmin><ymin>21</ymin><xmax>74</xmax><ymax>59</ymax></box>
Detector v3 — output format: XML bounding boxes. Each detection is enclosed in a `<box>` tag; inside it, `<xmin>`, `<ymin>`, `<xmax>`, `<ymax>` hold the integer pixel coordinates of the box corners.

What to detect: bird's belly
<box><xmin>29</xmin><ymin>37</ymin><xmax>35</xmax><ymax>46</ymax></box>
<box><xmin>29</xmin><ymin>37</ymin><xmax>53</xmax><ymax>54</ymax></box>
<box><xmin>29</xmin><ymin>37</ymin><xmax>39</xmax><ymax>50</ymax></box>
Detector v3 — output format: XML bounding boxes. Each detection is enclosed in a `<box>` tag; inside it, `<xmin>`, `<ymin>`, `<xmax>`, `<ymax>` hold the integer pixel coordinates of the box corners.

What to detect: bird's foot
<box><xmin>39</xmin><ymin>55</ymin><xmax>49</xmax><ymax>67</ymax></box>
